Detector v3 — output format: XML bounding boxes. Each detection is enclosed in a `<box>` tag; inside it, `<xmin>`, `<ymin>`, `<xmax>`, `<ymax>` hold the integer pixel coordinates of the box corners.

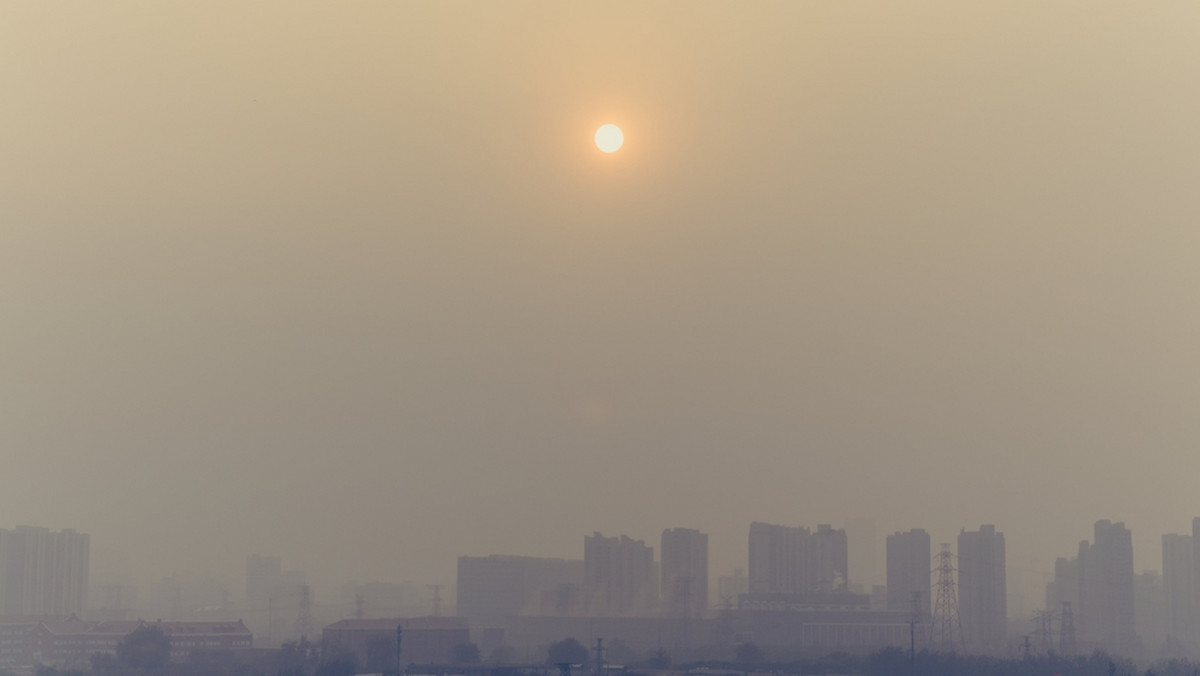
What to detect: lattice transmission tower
<box><xmin>296</xmin><ymin>584</ymin><xmax>313</xmax><ymax>639</ymax></box>
<box><xmin>1034</xmin><ymin>609</ymin><xmax>1056</xmax><ymax>653</ymax></box>
<box><xmin>1058</xmin><ymin>601</ymin><xmax>1077</xmax><ymax>655</ymax></box>
<box><xmin>930</xmin><ymin>543</ymin><xmax>964</xmax><ymax>652</ymax></box>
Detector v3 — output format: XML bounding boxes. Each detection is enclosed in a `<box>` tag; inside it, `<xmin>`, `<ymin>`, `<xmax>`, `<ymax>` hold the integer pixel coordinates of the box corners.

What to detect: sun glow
<box><xmin>594</xmin><ymin>124</ymin><xmax>624</xmax><ymax>153</ymax></box>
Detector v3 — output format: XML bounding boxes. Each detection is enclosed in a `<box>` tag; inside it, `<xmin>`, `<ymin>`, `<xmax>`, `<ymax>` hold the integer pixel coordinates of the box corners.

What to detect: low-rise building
<box><xmin>0</xmin><ymin>615</ymin><xmax>69</xmax><ymax>668</ymax></box>
<box><xmin>17</xmin><ymin>617</ymin><xmax>252</xmax><ymax>668</ymax></box>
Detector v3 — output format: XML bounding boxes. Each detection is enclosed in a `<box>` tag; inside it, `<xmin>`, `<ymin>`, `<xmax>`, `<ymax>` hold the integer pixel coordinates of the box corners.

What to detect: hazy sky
<box><xmin>3</xmin><ymin>1</ymin><xmax>1200</xmax><ymax>607</ymax></box>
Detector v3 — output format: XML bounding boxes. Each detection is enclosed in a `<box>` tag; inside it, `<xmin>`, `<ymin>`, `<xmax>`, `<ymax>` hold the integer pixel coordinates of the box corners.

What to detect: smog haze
<box><xmin>3</xmin><ymin>1</ymin><xmax>1200</xmax><ymax>616</ymax></box>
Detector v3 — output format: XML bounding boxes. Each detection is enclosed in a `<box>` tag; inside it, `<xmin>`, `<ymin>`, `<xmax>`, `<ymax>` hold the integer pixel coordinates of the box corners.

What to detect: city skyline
<box><xmin>15</xmin><ymin>514</ymin><xmax>1190</xmax><ymax>615</ymax></box>
<box><xmin>16</xmin><ymin>511</ymin><xmax>1200</xmax><ymax>663</ymax></box>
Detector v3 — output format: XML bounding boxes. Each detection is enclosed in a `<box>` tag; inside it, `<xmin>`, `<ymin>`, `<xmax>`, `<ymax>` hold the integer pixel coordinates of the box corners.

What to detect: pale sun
<box><xmin>594</xmin><ymin>124</ymin><xmax>624</xmax><ymax>153</ymax></box>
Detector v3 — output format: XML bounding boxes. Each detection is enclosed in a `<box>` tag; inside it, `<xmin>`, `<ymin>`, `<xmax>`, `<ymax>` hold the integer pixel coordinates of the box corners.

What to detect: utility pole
<box><xmin>593</xmin><ymin>638</ymin><xmax>605</xmax><ymax>676</ymax></box>
<box><xmin>908</xmin><ymin>590</ymin><xmax>922</xmax><ymax>669</ymax></box>
<box><xmin>355</xmin><ymin>594</ymin><xmax>365</xmax><ymax>619</ymax></box>
<box><xmin>396</xmin><ymin>623</ymin><xmax>403</xmax><ymax>676</ymax></box>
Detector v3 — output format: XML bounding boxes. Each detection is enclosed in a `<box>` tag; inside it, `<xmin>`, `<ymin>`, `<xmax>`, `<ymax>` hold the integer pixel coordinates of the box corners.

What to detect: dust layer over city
<box><xmin>3</xmin><ymin>2</ymin><xmax>1200</xmax><ymax>674</ymax></box>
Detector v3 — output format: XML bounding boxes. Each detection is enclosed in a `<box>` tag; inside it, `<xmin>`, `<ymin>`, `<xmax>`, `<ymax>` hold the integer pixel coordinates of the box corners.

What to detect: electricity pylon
<box><xmin>930</xmin><ymin>543</ymin><xmax>964</xmax><ymax>653</ymax></box>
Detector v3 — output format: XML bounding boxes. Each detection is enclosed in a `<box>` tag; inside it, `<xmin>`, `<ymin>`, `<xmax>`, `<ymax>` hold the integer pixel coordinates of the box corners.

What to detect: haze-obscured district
<box><xmin>5</xmin><ymin>519</ymin><xmax>1200</xmax><ymax>674</ymax></box>
<box><xmin>4</xmin><ymin>2</ymin><xmax>1200</xmax><ymax>675</ymax></box>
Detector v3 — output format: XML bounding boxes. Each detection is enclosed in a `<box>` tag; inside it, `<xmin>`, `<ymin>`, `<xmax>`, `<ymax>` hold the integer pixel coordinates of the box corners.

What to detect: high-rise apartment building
<box><xmin>886</xmin><ymin>529</ymin><xmax>931</xmax><ymax>615</ymax></box>
<box><xmin>456</xmin><ymin>555</ymin><xmax>583</xmax><ymax>622</ymax></box>
<box><xmin>749</xmin><ymin>522</ymin><xmax>805</xmax><ymax>594</ymax></box>
<box><xmin>1078</xmin><ymin>520</ymin><xmax>1135</xmax><ymax>650</ymax></box>
<box><xmin>812</xmin><ymin>525</ymin><xmax>849</xmax><ymax>592</ymax></box>
<box><xmin>244</xmin><ymin>555</ymin><xmax>307</xmax><ymax>645</ymax></box>
<box><xmin>748</xmin><ymin>522</ymin><xmax>849</xmax><ymax>595</ymax></box>
<box><xmin>1045</xmin><ymin>555</ymin><xmax>1080</xmax><ymax>614</ymax></box>
<box><xmin>1192</xmin><ymin>518</ymin><xmax>1200</xmax><ymax>649</ymax></box>
<box><xmin>583</xmin><ymin>533</ymin><xmax>657</xmax><ymax>616</ymax></box>
<box><xmin>1162</xmin><ymin>533</ymin><xmax>1193</xmax><ymax>647</ymax></box>
<box><xmin>246</xmin><ymin>555</ymin><xmax>282</xmax><ymax>611</ymax></box>
<box><xmin>958</xmin><ymin>525</ymin><xmax>1006</xmax><ymax>651</ymax></box>
<box><xmin>0</xmin><ymin>526</ymin><xmax>89</xmax><ymax>615</ymax></box>
<box><xmin>1135</xmin><ymin>569</ymin><xmax>1165</xmax><ymax>651</ymax></box>
<box><xmin>660</xmin><ymin>528</ymin><xmax>708</xmax><ymax>617</ymax></box>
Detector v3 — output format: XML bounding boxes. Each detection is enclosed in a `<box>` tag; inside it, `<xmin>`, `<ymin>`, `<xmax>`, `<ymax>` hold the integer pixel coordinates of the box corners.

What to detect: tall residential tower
<box><xmin>748</xmin><ymin>522</ymin><xmax>848</xmax><ymax>595</ymax></box>
<box><xmin>583</xmin><ymin>533</ymin><xmax>657</xmax><ymax>616</ymax></box>
<box><xmin>1078</xmin><ymin>520</ymin><xmax>1134</xmax><ymax>650</ymax></box>
<box><xmin>0</xmin><ymin>526</ymin><xmax>89</xmax><ymax>615</ymax></box>
<box><xmin>957</xmin><ymin>525</ymin><xmax>1006</xmax><ymax>651</ymax></box>
<box><xmin>661</xmin><ymin>528</ymin><xmax>708</xmax><ymax>617</ymax></box>
<box><xmin>886</xmin><ymin>529</ymin><xmax>931</xmax><ymax>615</ymax></box>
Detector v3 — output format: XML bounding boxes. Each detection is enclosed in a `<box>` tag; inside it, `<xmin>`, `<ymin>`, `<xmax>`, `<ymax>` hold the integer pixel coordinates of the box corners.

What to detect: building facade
<box><xmin>812</xmin><ymin>525</ymin><xmax>849</xmax><ymax>592</ymax></box>
<box><xmin>1078</xmin><ymin>520</ymin><xmax>1135</xmax><ymax>650</ymax></box>
<box><xmin>1193</xmin><ymin>517</ymin><xmax>1200</xmax><ymax>650</ymax></box>
<box><xmin>583</xmin><ymin>533</ymin><xmax>657</xmax><ymax>616</ymax></box>
<box><xmin>748</xmin><ymin>522</ymin><xmax>848</xmax><ymax>596</ymax></box>
<box><xmin>16</xmin><ymin>617</ymin><xmax>252</xmax><ymax>669</ymax></box>
<box><xmin>660</xmin><ymin>528</ymin><xmax>708</xmax><ymax>617</ymax></box>
<box><xmin>885</xmin><ymin>529</ymin><xmax>931</xmax><ymax>615</ymax></box>
<box><xmin>0</xmin><ymin>527</ymin><xmax>89</xmax><ymax>615</ymax></box>
<box><xmin>957</xmin><ymin>525</ymin><xmax>1006</xmax><ymax>651</ymax></box>
<box><xmin>1162</xmin><ymin>533</ymin><xmax>1193</xmax><ymax>649</ymax></box>
<box><xmin>1134</xmin><ymin>570</ymin><xmax>1165</xmax><ymax>651</ymax></box>
<box><xmin>244</xmin><ymin>555</ymin><xmax>307</xmax><ymax>645</ymax></box>
<box><xmin>245</xmin><ymin>555</ymin><xmax>281</xmax><ymax>612</ymax></box>
<box><xmin>749</xmin><ymin>522</ymin><xmax>806</xmax><ymax>594</ymax></box>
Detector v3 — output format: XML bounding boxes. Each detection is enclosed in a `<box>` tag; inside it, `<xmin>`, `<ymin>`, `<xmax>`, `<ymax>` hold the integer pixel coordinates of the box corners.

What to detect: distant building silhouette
<box><xmin>1134</xmin><ymin>569</ymin><xmax>1165</xmax><ymax>651</ymax></box>
<box><xmin>747</xmin><ymin>522</ymin><xmax>848</xmax><ymax>595</ymax></box>
<box><xmin>813</xmin><ymin>525</ymin><xmax>849</xmax><ymax>592</ymax></box>
<box><xmin>1077</xmin><ymin>520</ymin><xmax>1135</xmax><ymax>650</ymax></box>
<box><xmin>584</xmin><ymin>533</ymin><xmax>657</xmax><ymax>616</ymax></box>
<box><xmin>0</xmin><ymin>526</ymin><xmax>89</xmax><ymax>615</ymax></box>
<box><xmin>244</xmin><ymin>555</ymin><xmax>307</xmax><ymax>645</ymax></box>
<box><xmin>1192</xmin><ymin>517</ymin><xmax>1200</xmax><ymax>650</ymax></box>
<box><xmin>1046</xmin><ymin>554</ymin><xmax>1080</xmax><ymax>615</ymax></box>
<box><xmin>245</xmin><ymin>555</ymin><xmax>281</xmax><ymax>611</ymax></box>
<box><xmin>957</xmin><ymin>525</ymin><xmax>1006</xmax><ymax>651</ymax></box>
<box><xmin>886</xmin><ymin>529</ymin><xmax>931</xmax><ymax>615</ymax></box>
<box><xmin>660</xmin><ymin>528</ymin><xmax>708</xmax><ymax>617</ymax></box>
<box><xmin>1162</xmin><ymin>533</ymin><xmax>1193</xmax><ymax>648</ymax></box>
<box><xmin>456</xmin><ymin>554</ymin><xmax>583</xmax><ymax>622</ymax></box>
<box><xmin>749</xmin><ymin>522</ymin><xmax>806</xmax><ymax>594</ymax></box>
<box><xmin>25</xmin><ymin>618</ymin><xmax>250</xmax><ymax>669</ymax></box>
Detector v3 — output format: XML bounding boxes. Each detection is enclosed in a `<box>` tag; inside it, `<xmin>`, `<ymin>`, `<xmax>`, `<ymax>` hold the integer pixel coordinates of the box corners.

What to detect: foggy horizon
<box><xmin>4</xmin><ymin>0</ymin><xmax>1200</xmax><ymax>654</ymax></box>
